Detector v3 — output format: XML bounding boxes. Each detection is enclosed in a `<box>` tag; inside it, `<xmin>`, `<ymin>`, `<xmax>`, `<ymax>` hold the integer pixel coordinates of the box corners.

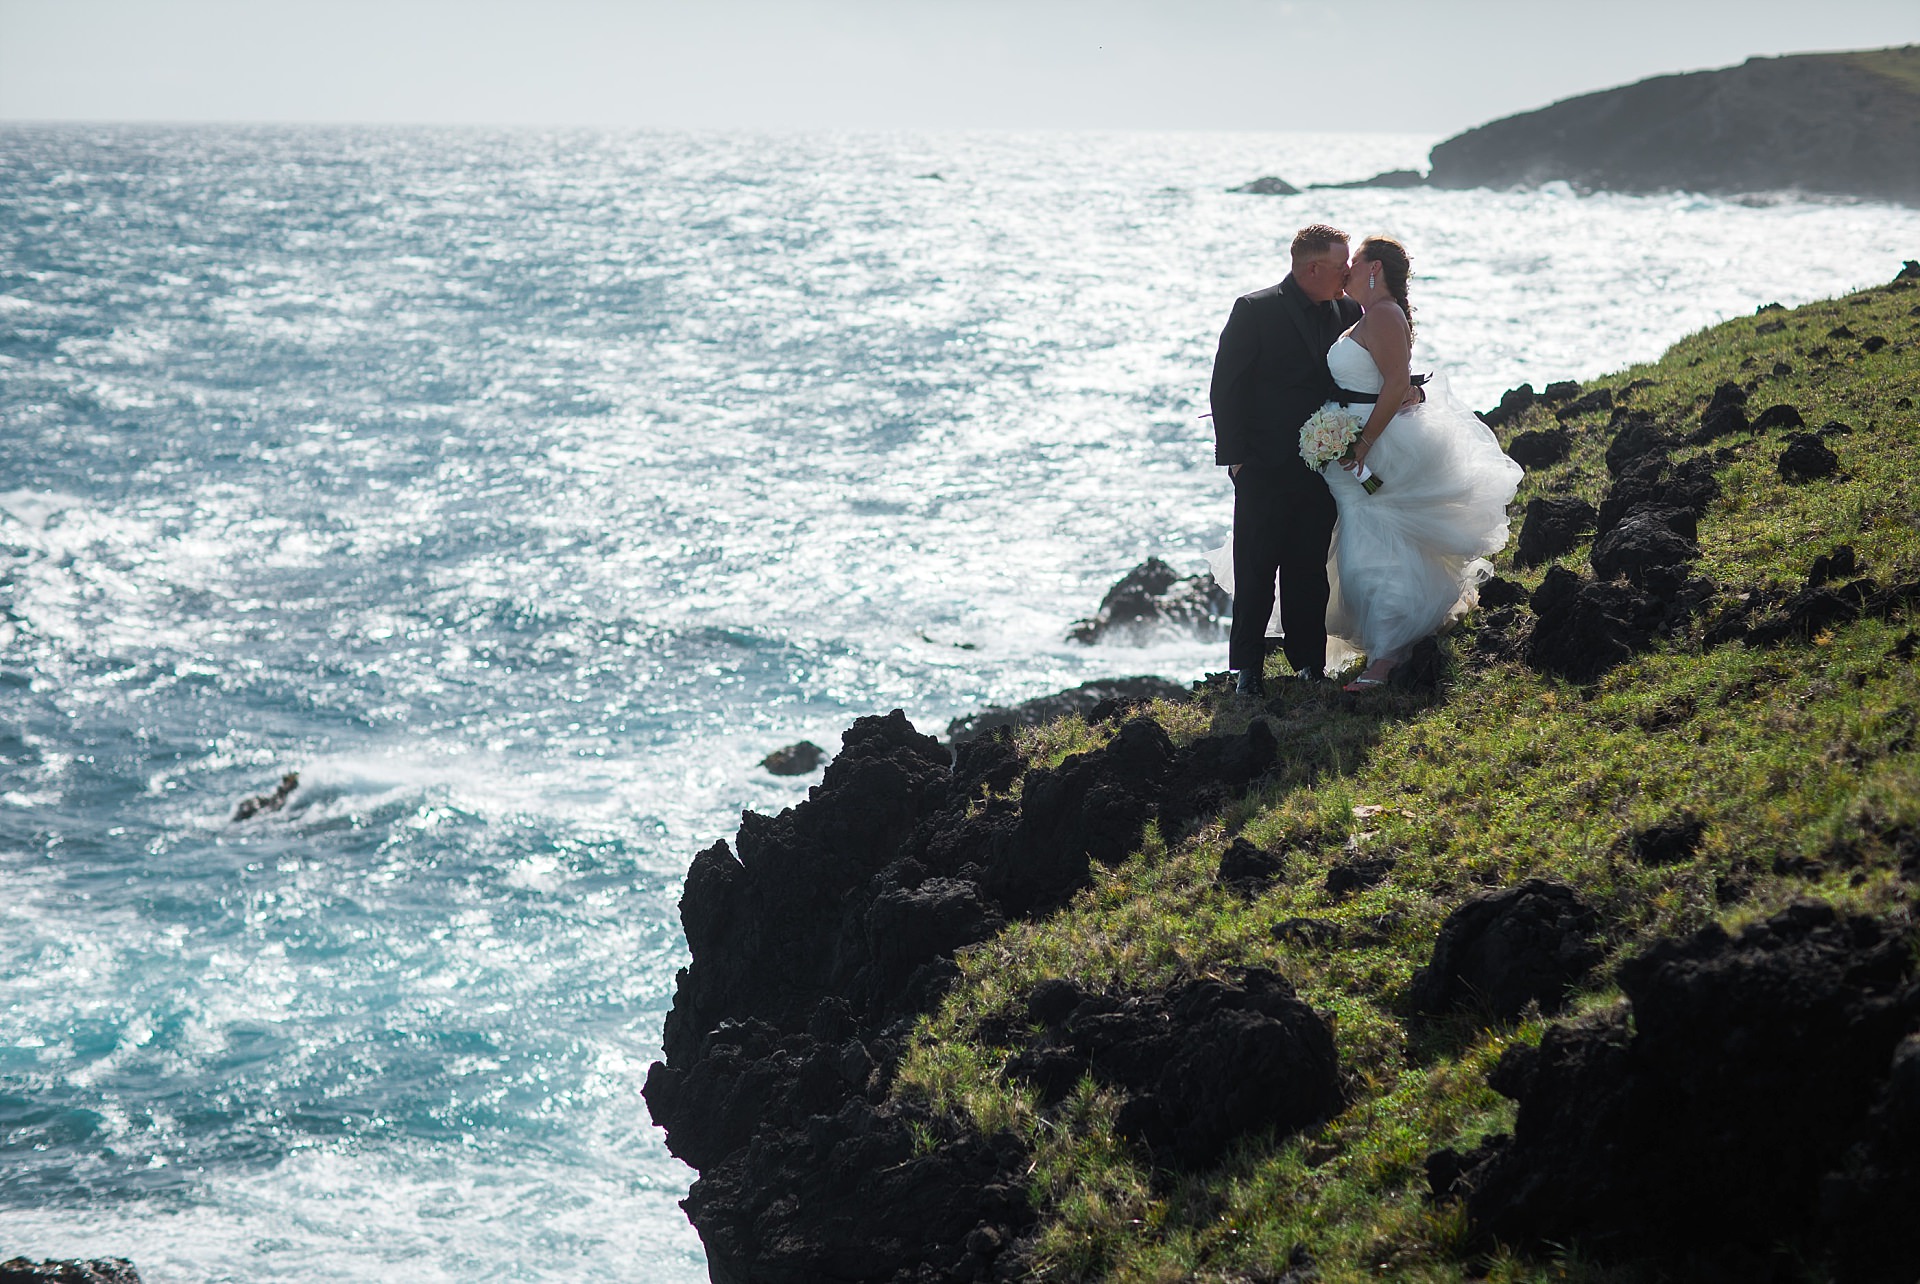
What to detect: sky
<box><xmin>0</xmin><ymin>0</ymin><xmax>1914</xmax><ymax>135</ymax></box>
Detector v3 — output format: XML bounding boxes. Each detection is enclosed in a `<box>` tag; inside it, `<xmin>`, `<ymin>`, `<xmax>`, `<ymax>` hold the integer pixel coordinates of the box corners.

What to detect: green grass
<box><xmin>891</xmin><ymin>277</ymin><xmax>1920</xmax><ymax>1282</ymax></box>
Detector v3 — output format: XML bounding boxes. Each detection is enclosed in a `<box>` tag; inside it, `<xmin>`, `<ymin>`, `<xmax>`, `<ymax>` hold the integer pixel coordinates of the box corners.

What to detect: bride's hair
<box><xmin>1358</xmin><ymin>236</ymin><xmax>1416</xmax><ymax>342</ymax></box>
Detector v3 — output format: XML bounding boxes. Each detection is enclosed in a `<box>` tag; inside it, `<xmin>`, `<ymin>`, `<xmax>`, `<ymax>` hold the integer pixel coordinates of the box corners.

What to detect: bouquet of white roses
<box><xmin>1298</xmin><ymin>405</ymin><xmax>1383</xmax><ymax>494</ymax></box>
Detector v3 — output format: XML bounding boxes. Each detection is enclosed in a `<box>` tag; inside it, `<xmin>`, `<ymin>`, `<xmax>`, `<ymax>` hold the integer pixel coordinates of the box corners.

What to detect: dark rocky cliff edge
<box><xmin>650</xmin><ymin>270</ymin><xmax>1920</xmax><ymax>1281</ymax></box>
<box><xmin>1425</xmin><ymin>45</ymin><xmax>1920</xmax><ymax>204</ymax></box>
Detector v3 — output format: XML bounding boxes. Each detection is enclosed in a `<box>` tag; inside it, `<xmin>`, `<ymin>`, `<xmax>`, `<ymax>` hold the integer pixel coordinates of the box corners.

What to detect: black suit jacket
<box><xmin>1208</xmin><ymin>275</ymin><xmax>1363</xmax><ymax>476</ymax></box>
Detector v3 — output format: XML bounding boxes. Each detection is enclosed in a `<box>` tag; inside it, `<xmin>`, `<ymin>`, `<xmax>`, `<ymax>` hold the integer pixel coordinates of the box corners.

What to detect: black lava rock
<box><xmin>1325</xmin><ymin>855</ymin><xmax>1395</xmax><ymax>898</ymax></box>
<box><xmin>1229</xmin><ymin>175</ymin><xmax>1300</xmax><ymax>195</ymax></box>
<box><xmin>1003</xmin><ymin>970</ymin><xmax>1345</xmax><ymax>1170</ymax></box>
<box><xmin>1554</xmin><ymin>387</ymin><xmax>1615</xmax><ymax>421</ymax></box>
<box><xmin>1590</xmin><ymin>509</ymin><xmax>1700</xmax><ymax>597</ymax></box>
<box><xmin>761</xmin><ymin>740</ymin><xmax>826</xmax><ymax>775</ymax></box>
<box><xmin>233</xmin><ymin>771</ymin><xmax>299</xmax><ymax>821</ymax></box>
<box><xmin>1629</xmin><ymin>815</ymin><xmax>1707</xmax><ymax>865</ymax></box>
<box><xmin>1441</xmin><ymin>905</ymin><xmax>1920</xmax><ymax>1280</ymax></box>
<box><xmin>1217</xmin><ymin>837</ymin><xmax>1285</xmax><ymax>891</ymax></box>
<box><xmin>1406</xmin><ymin>879</ymin><xmax>1603</xmax><ymax>1022</ymax></box>
<box><xmin>1693</xmin><ymin>381</ymin><xmax>1750</xmax><ymax>443</ymax></box>
<box><xmin>1777</xmin><ymin>433</ymin><xmax>1840</xmax><ymax>481</ymax></box>
<box><xmin>1808</xmin><ymin>545</ymin><xmax>1859</xmax><ymax>587</ymax></box>
<box><xmin>1541</xmin><ymin>380</ymin><xmax>1582</xmax><ymax>404</ymax></box>
<box><xmin>947</xmin><ymin>675</ymin><xmax>1190</xmax><ymax>743</ymax></box>
<box><xmin>1477</xmin><ymin>576</ymin><xmax>1528</xmax><ymax>610</ymax></box>
<box><xmin>1515</xmin><ymin>497</ymin><xmax>1597</xmax><ymax>568</ymax></box>
<box><xmin>1603</xmin><ymin>413</ymin><xmax>1673</xmax><ymax>476</ymax></box>
<box><xmin>1751</xmin><ymin>403</ymin><xmax>1806</xmax><ymax>432</ymax></box>
<box><xmin>0</xmin><ymin>1263</ymin><xmax>142</xmax><ymax>1284</ymax></box>
<box><xmin>1504</xmin><ymin>427</ymin><xmax>1571</xmax><ymax>468</ymax></box>
<box><xmin>1068</xmin><ymin>557</ymin><xmax>1229</xmax><ymax>645</ymax></box>
<box><xmin>1482</xmin><ymin>383</ymin><xmax>1537</xmax><ymax>429</ymax></box>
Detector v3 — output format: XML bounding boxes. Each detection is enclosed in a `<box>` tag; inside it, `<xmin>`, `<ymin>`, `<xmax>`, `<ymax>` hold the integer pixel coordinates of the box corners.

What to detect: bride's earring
<box><xmin>1368</xmin><ymin>272</ymin><xmax>1377</xmax><ymax>289</ymax></box>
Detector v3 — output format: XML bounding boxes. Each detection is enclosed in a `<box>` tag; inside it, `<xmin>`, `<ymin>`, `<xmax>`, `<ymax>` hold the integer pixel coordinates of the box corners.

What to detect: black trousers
<box><xmin>1228</xmin><ymin>464</ymin><xmax>1337</xmax><ymax>675</ymax></box>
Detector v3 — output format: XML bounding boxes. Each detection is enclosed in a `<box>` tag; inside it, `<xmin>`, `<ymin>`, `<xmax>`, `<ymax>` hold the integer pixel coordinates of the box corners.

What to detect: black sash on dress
<box><xmin>1333</xmin><ymin>372</ymin><xmax>1431</xmax><ymax>407</ymax></box>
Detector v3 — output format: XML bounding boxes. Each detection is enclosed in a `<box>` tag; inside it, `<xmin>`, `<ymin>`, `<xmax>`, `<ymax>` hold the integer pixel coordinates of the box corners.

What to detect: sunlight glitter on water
<box><xmin>4</xmin><ymin>124</ymin><xmax>1919</xmax><ymax>1280</ymax></box>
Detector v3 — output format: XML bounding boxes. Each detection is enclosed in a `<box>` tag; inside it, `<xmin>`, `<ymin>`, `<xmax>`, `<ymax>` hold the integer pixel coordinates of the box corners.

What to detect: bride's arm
<box><xmin>1348</xmin><ymin>304</ymin><xmax>1412</xmax><ymax>470</ymax></box>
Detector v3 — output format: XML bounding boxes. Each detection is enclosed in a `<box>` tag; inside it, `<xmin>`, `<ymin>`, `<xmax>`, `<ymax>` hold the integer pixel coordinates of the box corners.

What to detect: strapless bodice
<box><xmin>1327</xmin><ymin>335</ymin><xmax>1385</xmax><ymax>395</ymax></box>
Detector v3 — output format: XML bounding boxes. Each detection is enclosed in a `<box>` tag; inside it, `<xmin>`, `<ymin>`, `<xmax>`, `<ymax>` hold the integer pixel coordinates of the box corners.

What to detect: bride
<box><xmin>1320</xmin><ymin>237</ymin><xmax>1522</xmax><ymax>690</ymax></box>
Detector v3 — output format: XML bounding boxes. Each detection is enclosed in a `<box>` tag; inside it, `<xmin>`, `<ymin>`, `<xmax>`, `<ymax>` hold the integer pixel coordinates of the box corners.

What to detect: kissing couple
<box><xmin>1208</xmin><ymin>223</ymin><xmax>1523</xmax><ymax>696</ymax></box>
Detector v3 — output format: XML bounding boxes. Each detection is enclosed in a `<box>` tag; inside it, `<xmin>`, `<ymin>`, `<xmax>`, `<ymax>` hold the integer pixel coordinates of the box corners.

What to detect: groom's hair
<box><xmin>1290</xmin><ymin>224</ymin><xmax>1349</xmax><ymax>261</ymax></box>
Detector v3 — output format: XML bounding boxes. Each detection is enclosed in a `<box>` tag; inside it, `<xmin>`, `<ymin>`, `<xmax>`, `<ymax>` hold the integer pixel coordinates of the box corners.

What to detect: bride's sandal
<box><xmin>1343</xmin><ymin>660</ymin><xmax>1396</xmax><ymax>693</ymax></box>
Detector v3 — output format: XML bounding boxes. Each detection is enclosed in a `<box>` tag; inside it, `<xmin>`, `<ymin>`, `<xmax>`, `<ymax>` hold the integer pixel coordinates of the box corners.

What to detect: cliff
<box><xmin>648</xmin><ymin>267</ymin><xmax>1920</xmax><ymax>1282</ymax></box>
<box><xmin>1426</xmin><ymin>45</ymin><xmax>1920</xmax><ymax>203</ymax></box>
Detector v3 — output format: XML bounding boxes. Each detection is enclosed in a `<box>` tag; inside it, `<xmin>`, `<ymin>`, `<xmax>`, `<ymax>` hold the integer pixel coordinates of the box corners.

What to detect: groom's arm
<box><xmin>1209</xmin><ymin>297</ymin><xmax>1259</xmax><ymax>468</ymax></box>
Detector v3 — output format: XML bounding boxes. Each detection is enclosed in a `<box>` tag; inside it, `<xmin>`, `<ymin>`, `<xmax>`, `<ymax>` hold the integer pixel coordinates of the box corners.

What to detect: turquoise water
<box><xmin>3</xmin><ymin>126</ymin><xmax>1917</xmax><ymax>1281</ymax></box>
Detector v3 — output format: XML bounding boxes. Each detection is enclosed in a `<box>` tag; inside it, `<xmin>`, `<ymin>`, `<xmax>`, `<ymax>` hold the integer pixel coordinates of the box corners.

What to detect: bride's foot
<box><xmin>1343</xmin><ymin>659</ymin><xmax>1396</xmax><ymax>693</ymax></box>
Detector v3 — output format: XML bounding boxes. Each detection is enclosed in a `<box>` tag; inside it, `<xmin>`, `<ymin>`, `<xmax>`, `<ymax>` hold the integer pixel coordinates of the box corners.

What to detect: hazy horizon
<box><xmin>2</xmin><ymin>0</ymin><xmax>1914</xmax><ymax>136</ymax></box>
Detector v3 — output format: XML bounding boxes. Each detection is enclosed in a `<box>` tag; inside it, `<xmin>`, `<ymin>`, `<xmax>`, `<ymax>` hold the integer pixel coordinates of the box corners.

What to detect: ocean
<box><xmin>2</xmin><ymin>125</ymin><xmax>1916</xmax><ymax>1282</ymax></box>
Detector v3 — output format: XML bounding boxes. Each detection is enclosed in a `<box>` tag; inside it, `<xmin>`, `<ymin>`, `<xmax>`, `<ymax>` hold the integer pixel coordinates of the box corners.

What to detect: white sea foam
<box><xmin>2</xmin><ymin>124</ymin><xmax>1918</xmax><ymax>1281</ymax></box>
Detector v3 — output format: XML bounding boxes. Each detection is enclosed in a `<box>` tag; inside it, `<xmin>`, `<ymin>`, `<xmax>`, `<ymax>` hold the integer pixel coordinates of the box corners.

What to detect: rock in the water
<box><xmin>0</xmin><ymin>1263</ymin><xmax>141</xmax><ymax>1284</ymax></box>
<box><xmin>233</xmin><ymin>771</ymin><xmax>298</xmax><ymax>821</ymax></box>
<box><xmin>1778</xmin><ymin>433</ymin><xmax>1840</xmax><ymax>481</ymax></box>
<box><xmin>1068</xmin><ymin>557</ymin><xmax>1229</xmax><ymax>645</ymax></box>
<box><xmin>1003</xmin><ymin>969</ymin><xmax>1345</xmax><ymax>1169</ymax></box>
<box><xmin>946</xmin><ymin>676</ymin><xmax>1190</xmax><ymax>744</ymax></box>
<box><xmin>761</xmin><ymin>740</ymin><xmax>826</xmax><ymax>775</ymax></box>
<box><xmin>1440</xmin><ymin>905</ymin><xmax>1920</xmax><ymax>1278</ymax></box>
<box><xmin>1311</xmin><ymin>168</ymin><xmax>1426</xmax><ymax>190</ymax></box>
<box><xmin>1515</xmin><ymin>497</ymin><xmax>1596</xmax><ymax>568</ymax></box>
<box><xmin>1229</xmin><ymin>175</ymin><xmax>1299</xmax><ymax>195</ymax></box>
<box><xmin>1407</xmin><ymin>879</ymin><xmax>1602</xmax><ymax>1022</ymax></box>
<box><xmin>1504</xmin><ymin>427</ymin><xmax>1571</xmax><ymax>468</ymax></box>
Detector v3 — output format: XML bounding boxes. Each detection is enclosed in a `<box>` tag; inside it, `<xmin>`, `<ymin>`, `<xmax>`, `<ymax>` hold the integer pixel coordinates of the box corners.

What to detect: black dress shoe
<box><xmin>1292</xmin><ymin>667</ymin><xmax>1325</xmax><ymax>683</ymax></box>
<box><xmin>1234</xmin><ymin>670</ymin><xmax>1266</xmax><ymax>698</ymax></box>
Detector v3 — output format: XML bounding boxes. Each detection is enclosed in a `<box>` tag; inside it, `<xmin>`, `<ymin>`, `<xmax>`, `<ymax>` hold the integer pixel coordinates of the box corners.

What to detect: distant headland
<box><xmin>1235</xmin><ymin>45</ymin><xmax>1920</xmax><ymax>205</ymax></box>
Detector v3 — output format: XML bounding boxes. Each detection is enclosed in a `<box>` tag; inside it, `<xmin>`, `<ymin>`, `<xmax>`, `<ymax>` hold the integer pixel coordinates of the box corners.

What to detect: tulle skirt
<box><xmin>1207</xmin><ymin>372</ymin><xmax>1522</xmax><ymax>670</ymax></box>
<box><xmin>1320</xmin><ymin>372</ymin><xmax>1522</xmax><ymax>663</ymax></box>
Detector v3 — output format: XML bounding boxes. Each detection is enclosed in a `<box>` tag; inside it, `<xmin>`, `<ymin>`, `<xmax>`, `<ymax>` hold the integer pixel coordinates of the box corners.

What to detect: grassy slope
<box><xmin>893</xmin><ymin>277</ymin><xmax>1920</xmax><ymax>1283</ymax></box>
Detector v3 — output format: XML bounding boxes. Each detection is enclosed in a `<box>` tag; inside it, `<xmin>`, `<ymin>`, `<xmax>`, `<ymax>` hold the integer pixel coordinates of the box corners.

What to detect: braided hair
<box><xmin>1358</xmin><ymin>236</ymin><xmax>1415</xmax><ymax>343</ymax></box>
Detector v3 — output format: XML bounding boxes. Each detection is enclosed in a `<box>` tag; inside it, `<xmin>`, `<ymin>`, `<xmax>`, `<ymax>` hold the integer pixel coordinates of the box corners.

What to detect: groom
<box><xmin>1209</xmin><ymin>223</ymin><xmax>1362</xmax><ymax>697</ymax></box>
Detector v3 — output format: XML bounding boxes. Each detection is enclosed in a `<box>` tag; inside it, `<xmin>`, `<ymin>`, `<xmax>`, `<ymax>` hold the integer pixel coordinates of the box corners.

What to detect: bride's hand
<box><xmin>1345</xmin><ymin>436</ymin><xmax>1373</xmax><ymax>470</ymax></box>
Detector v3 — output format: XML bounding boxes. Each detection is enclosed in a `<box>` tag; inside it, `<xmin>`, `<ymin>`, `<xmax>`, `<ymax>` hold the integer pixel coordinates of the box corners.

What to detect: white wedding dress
<box><xmin>1318</xmin><ymin>335</ymin><xmax>1523</xmax><ymax>665</ymax></box>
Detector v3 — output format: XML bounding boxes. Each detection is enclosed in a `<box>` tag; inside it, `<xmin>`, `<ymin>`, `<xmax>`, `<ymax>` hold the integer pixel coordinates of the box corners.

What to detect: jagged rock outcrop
<box><xmin>1406</xmin><ymin>879</ymin><xmax>1602</xmax><ymax>1023</ymax></box>
<box><xmin>1001</xmin><ymin>970</ymin><xmax>1344</xmax><ymax>1170</ymax></box>
<box><xmin>1430</xmin><ymin>904</ymin><xmax>1920</xmax><ymax>1282</ymax></box>
<box><xmin>1068</xmin><ymin>557</ymin><xmax>1229</xmax><ymax>645</ymax></box>
<box><xmin>648</xmin><ymin>706</ymin><xmax>1287</xmax><ymax>1280</ymax></box>
<box><xmin>1426</xmin><ymin>46</ymin><xmax>1920</xmax><ymax>204</ymax></box>
<box><xmin>946</xmin><ymin>676</ymin><xmax>1191</xmax><ymax>744</ymax></box>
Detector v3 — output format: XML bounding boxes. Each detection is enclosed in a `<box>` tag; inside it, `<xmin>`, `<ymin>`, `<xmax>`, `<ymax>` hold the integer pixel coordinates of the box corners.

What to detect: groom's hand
<box><xmin>1399</xmin><ymin>386</ymin><xmax>1425</xmax><ymax>412</ymax></box>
